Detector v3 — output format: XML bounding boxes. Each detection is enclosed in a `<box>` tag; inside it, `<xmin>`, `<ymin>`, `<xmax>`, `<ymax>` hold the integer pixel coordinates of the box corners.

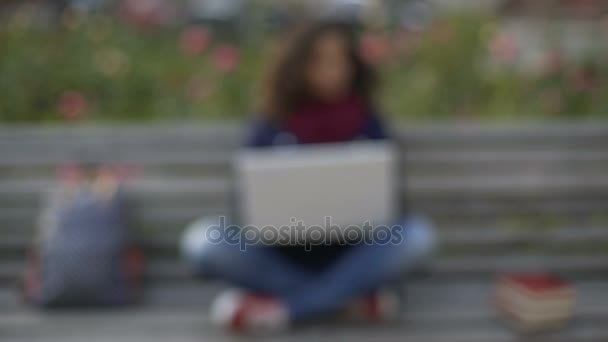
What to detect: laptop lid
<box><xmin>234</xmin><ymin>141</ymin><xmax>398</xmax><ymax>244</ymax></box>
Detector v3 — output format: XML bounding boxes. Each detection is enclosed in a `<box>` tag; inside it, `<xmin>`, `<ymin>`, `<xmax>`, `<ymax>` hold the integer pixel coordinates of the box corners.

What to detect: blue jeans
<box><xmin>181</xmin><ymin>216</ymin><xmax>436</xmax><ymax>321</ymax></box>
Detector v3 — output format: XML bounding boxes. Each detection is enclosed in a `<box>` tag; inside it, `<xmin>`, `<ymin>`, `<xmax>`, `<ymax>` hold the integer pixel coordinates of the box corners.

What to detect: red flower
<box><xmin>360</xmin><ymin>33</ymin><xmax>392</xmax><ymax>65</ymax></box>
<box><xmin>57</xmin><ymin>91</ymin><xmax>89</xmax><ymax>120</ymax></box>
<box><xmin>179</xmin><ymin>26</ymin><xmax>211</xmax><ymax>56</ymax></box>
<box><xmin>212</xmin><ymin>44</ymin><xmax>240</xmax><ymax>73</ymax></box>
<box><xmin>489</xmin><ymin>33</ymin><xmax>519</xmax><ymax>64</ymax></box>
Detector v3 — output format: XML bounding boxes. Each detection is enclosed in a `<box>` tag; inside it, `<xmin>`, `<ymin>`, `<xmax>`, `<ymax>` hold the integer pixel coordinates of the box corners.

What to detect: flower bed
<box><xmin>1</xmin><ymin>11</ymin><xmax>606</xmax><ymax>122</ymax></box>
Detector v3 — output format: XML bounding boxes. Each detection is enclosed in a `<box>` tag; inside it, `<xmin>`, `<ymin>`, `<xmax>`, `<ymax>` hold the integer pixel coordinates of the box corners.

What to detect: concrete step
<box><xmin>2</xmin><ymin>255</ymin><xmax>607</xmax><ymax>285</ymax></box>
<box><xmin>0</xmin><ymin>279</ymin><xmax>607</xmax><ymax>342</ymax></box>
<box><xmin>3</xmin><ymin>225</ymin><xmax>608</xmax><ymax>257</ymax></box>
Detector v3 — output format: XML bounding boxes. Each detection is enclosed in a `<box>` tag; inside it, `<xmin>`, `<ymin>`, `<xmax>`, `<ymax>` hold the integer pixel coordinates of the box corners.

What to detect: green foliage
<box><xmin>0</xmin><ymin>12</ymin><xmax>606</xmax><ymax>122</ymax></box>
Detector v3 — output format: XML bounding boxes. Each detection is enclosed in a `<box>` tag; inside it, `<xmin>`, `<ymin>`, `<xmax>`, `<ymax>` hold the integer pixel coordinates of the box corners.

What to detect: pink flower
<box><xmin>212</xmin><ymin>44</ymin><xmax>240</xmax><ymax>73</ymax></box>
<box><xmin>489</xmin><ymin>33</ymin><xmax>519</xmax><ymax>64</ymax></box>
<box><xmin>179</xmin><ymin>26</ymin><xmax>211</xmax><ymax>56</ymax></box>
<box><xmin>57</xmin><ymin>90</ymin><xmax>89</xmax><ymax>120</ymax></box>
<box><xmin>121</xmin><ymin>0</ymin><xmax>165</xmax><ymax>30</ymax></box>
<box><xmin>360</xmin><ymin>33</ymin><xmax>392</xmax><ymax>65</ymax></box>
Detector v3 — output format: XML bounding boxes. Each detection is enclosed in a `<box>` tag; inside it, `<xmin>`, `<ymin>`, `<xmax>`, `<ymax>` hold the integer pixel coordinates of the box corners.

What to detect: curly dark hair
<box><xmin>258</xmin><ymin>21</ymin><xmax>377</xmax><ymax>122</ymax></box>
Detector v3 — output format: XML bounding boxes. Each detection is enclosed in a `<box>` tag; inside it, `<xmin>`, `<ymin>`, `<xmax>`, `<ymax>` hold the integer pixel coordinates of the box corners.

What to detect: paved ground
<box><xmin>2</xmin><ymin>280</ymin><xmax>608</xmax><ymax>342</ymax></box>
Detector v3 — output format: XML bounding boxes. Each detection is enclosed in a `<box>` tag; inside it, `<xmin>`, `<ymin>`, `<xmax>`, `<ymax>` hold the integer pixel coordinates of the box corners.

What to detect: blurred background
<box><xmin>1</xmin><ymin>1</ymin><xmax>608</xmax><ymax>341</ymax></box>
<box><xmin>1</xmin><ymin>0</ymin><xmax>607</xmax><ymax>122</ymax></box>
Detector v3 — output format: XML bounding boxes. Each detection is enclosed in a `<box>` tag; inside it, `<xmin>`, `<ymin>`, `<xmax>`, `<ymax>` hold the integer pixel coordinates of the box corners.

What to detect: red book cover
<box><xmin>494</xmin><ymin>273</ymin><xmax>576</xmax><ymax>332</ymax></box>
<box><xmin>507</xmin><ymin>274</ymin><xmax>568</xmax><ymax>292</ymax></box>
<box><xmin>500</xmin><ymin>273</ymin><xmax>575</xmax><ymax>299</ymax></box>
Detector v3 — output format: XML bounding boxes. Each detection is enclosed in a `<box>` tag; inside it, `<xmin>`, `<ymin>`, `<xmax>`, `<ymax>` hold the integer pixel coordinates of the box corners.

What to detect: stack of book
<box><xmin>494</xmin><ymin>273</ymin><xmax>576</xmax><ymax>332</ymax></box>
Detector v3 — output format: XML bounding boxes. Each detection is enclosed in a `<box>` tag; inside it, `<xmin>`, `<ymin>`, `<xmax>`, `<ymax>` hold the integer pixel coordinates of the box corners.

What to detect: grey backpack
<box><xmin>24</xmin><ymin>181</ymin><xmax>143</xmax><ymax>307</ymax></box>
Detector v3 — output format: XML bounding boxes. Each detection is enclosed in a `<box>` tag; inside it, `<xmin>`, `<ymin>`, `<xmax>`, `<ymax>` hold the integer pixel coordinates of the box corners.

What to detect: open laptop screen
<box><xmin>234</xmin><ymin>141</ymin><xmax>398</xmax><ymax>244</ymax></box>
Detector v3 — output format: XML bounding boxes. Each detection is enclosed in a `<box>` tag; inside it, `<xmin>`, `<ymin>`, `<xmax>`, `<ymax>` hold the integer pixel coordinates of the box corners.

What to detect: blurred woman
<box><xmin>181</xmin><ymin>21</ymin><xmax>436</xmax><ymax>333</ymax></box>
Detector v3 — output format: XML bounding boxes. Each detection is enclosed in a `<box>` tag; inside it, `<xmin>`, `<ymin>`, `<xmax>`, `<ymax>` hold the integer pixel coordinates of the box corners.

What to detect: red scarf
<box><xmin>286</xmin><ymin>95</ymin><xmax>366</xmax><ymax>144</ymax></box>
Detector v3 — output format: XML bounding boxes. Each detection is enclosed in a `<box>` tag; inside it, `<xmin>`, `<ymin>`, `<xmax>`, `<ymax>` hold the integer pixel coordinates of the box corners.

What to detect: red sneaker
<box><xmin>210</xmin><ymin>289</ymin><xmax>290</xmax><ymax>334</ymax></box>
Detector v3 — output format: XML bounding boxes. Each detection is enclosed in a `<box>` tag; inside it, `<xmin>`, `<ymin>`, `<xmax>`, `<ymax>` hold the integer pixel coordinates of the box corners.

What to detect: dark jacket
<box><xmin>243</xmin><ymin>112</ymin><xmax>388</xmax><ymax>147</ymax></box>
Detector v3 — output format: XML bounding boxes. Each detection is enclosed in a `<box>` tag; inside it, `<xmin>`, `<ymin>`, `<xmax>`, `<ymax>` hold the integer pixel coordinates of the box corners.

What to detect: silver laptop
<box><xmin>234</xmin><ymin>141</ymin><xmax>398</xmax><ymax>244</ymax></box>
